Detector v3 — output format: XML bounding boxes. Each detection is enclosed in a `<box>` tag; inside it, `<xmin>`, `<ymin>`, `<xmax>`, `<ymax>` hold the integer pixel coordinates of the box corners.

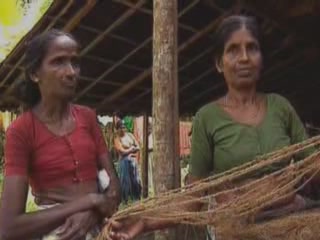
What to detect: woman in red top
<box><xmin>0</xmin><ymin>29</ymin><xmax>120</xmax><ymax>240</ymax></box>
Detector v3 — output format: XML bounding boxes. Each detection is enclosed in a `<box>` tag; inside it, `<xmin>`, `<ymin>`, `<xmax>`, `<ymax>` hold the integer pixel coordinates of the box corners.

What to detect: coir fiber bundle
<box><xmin>97</xmin><ymin>136</ymin><xmax>320</xmax><ymax>240</ymax></box>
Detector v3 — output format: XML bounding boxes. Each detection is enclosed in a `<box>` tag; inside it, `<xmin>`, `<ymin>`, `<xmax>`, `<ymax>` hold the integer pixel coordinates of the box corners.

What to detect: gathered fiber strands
<box><xmin>97</xmin><ymin>136</ymin><xmax>320</xmax><ymax>240</ymax></box>
<box><xmin>237</xmin><ymin>210</ymin><xmax>320</xmax><ymax>240</ymax></box>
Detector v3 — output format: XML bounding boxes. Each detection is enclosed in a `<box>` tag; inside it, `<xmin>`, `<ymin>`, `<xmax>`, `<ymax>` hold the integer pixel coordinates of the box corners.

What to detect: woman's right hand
<box><xmin>57</xmin><ymin>210</ymin><xmax>99</xmax><ymax>240</ymax></box>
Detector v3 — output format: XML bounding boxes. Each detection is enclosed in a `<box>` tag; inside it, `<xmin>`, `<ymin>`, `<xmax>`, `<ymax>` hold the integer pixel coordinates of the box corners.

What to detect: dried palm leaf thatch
<box><xmin>97</xmin><ymin>135</ymin><xmax>320</xmax><ymax>240</ymax></box>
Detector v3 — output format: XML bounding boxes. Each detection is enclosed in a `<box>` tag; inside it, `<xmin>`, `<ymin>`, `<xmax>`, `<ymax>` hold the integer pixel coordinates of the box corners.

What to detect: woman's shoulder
<box><xmin>266</xmin><ymin>93</ymin><xmax>294</xmax><ymax>110</ymax></box>
<box><xmin>4</xmin><ymin>111</ymin><xmax>36</xmax><ymax>147</ymax></box>
<box><xmin>7</xmin><ymin>111</ymin><xmax>33</xmax><ymax>134</ymax></box>
<box><xmin>72</xmin><ymin>104</ymin><xmax>98</xmax><ymax>123</ymax></box>
<box><xmin>72</xmin><ymin>104</ymin><xmax>95</xmax><ymax>115</ymax></box>
<box><xmin>266</xmin><ymin>93</ymin><xmax>289</xmax><ymax>102</ymax></box>
<box><xmin>197</xmin><ymin>101</ymin><xmax>221</xmax><ymax>116</ymax></box>
<box><xmin>194</xmin><ymin>100</ymin><xmax>223</xmax><ymax>124</ymax></box>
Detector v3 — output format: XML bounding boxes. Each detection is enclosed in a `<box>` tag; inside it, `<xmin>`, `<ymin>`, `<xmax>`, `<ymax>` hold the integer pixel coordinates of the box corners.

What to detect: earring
<box><xmin>34</xmin><ymin>77</ymin><xmax>39</xmax><ymax>83</ymax></box>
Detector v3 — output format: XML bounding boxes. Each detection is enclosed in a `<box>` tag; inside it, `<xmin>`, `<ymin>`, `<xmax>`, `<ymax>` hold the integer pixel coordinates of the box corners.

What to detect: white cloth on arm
<box><xmin>98</xmin><ymin>169</ymin><xmax>110</xmax><ymax>191</ymax></box>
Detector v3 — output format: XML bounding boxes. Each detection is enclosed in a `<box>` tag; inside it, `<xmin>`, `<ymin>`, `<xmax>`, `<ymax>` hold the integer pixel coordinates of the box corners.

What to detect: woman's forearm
<box><xmin>143</xmin><ymin>196</ymin><xmax>203</xmax><ymax>233</ymax></box>
<box><xmin>0</xmin><ymin>194</ymin><xmax>98</xmax><ymax>240</ymax></box>
<box><xmin>144</xmin><ymin>219</ymin><xmax>177</xmax><ymax>232</ymax></box>
<box><xmin>104</xmin><ymin>168</ymin><xmax>121</xmax><ymax>205</ymax></box>
<box><xmin>96</xmin><ymin>153</ymin><xmax>121</xmax><ymax>218</ymax></box>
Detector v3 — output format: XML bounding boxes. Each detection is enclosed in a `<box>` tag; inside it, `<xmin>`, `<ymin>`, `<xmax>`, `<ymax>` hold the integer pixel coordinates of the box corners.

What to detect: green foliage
<box><xmin>26</xmin><ymin>199</ymin><xmax>38</xmax><ymax>212</ymax></box>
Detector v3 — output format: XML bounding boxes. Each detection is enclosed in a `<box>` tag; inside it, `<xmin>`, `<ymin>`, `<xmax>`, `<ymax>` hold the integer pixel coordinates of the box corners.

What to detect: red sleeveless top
<box><xmin>4</xmin><ymin>105</ymin><xmax>108</xmax><ymax>192</ymax></box>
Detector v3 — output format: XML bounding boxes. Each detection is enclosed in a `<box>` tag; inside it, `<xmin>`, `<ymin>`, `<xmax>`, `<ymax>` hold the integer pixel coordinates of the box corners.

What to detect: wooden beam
<box><xmin>97</xmin><ymin>68</ymin><xmax>153</xmax><ymax>111</ymax></box>
<box><xmin>1</xmin><ymin>0</ymin><xmax>145</xmax><ymax>103</ymax></box>
<box><xmin>3</xmin><ymin>64</ymin><xmax>24</xmax><ymax>71</ymax></box>
<box><xmin>83</xmin><ymin>55</ymin><xmax>145</xmax><ymax>71</ymax></box>
<box><xmin>79</xmin><ymin>75</ymin><xmax>148</xmax><ymax>90</ymax></box>
<box><xmin>76</xmin><ymin>0</ymin><xmax>200</xmax><ymax>102</ymax></box>
<box><xmin>180</xmin><ymin>68</ymin><xmax>213</xmax><ymax>92</ymax></box>
<box><xmin>63</xmin><ymin>0</ymin><xmax>97</xmax><ymax>31</ymax></box>
<box><xmin>97</xmin><ymin>10</ymin><xmax>232</xmax><ymax>111</ymax></box>
<box><xmin>0</xmin><ymin>0</ymin><xmax>74</xmax><ymax>88</ymax></box>
<box><xmin>0</xmin><ymin>0</ymin><xmax>97</xmax><ymax>103</ymax></box>
<box><xmin>80</xmin><ymin>0</ymin><xmax>146</xmax><ymax>56</ymax></box>
<box><xmin>203</xmin><ymin>0</ymin><xmax>225</xmax><ymax>13</ymax></box>
<box><xmin>179</xmin><ymin>45</ymin><xmax>215</xmax><ymax>72</ymax></box>
<box><xmin>74</xmin><ymin>37</ymin><xmax>152</xmax><ymax>101</ymax></box>
<box><xmin>104</xmin><ymin>7</ymin><xmax>239</xmax><ymax>111</ymax></box>
<box><xmin>114</xmin><ymin>0</ymin><xmax>202</xmax><ymax>34</ymax></box>
<box><xmin>46</xmin><ymin>15</ymin><xmax>139</xmax><ymax>47</ymax></box>
<box><xmin>260</xmin><ymin>50</ymin><xmax>305</xmax><ymax>88</ymax></box>
<box><xmin>112</xmin><ymin>0</ymin><xmax>152</xmax><ymax>15</ymax></box>
<box><xmin>118</xmin><ymin>89</ymin><xmax>152</xmax><ymax>111</ymax></box>
<box><xmin>182</xmin><ymin>81</ymin><xmax>224</xmax><ymax>108</ymax></box>
<box><xmin>118</xmin><ymin>46</ymin><xmax>215</xmax><ymax>111</ymax></box>
<box><xmin>85</xmin><ymin>93</ymin><xmax>104</xmax><ymax>99</ymax></box>
<box><xmin>153</xmin><ymin>1</ymin><xmax>178</xmax><ymax>240</ymax></box>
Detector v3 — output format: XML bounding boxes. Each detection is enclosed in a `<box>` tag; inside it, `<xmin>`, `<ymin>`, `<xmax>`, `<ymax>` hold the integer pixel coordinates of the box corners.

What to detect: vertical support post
<box><xmin>153</xmin><ymin>0</ymin><xmax>179</xmax><ymax>239</ymax></box>
<box><xmin>141</xmin><ymin>113</ymin><xmax>149</xmax><ymax>198</ymax></box>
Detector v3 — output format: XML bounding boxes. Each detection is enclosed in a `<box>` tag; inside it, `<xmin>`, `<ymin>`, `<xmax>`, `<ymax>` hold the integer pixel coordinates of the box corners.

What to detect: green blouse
<box><xmin>189</xmin><ymin>93</ymin><xmax>308</xmax><ymax>177</ymax></box>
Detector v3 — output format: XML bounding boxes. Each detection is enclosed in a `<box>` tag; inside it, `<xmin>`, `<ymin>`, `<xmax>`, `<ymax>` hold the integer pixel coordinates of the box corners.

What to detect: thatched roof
<box><xmin>0</xmin><ymin>0</ymin><xmax>320</xmax><ymax>123</ymax></box>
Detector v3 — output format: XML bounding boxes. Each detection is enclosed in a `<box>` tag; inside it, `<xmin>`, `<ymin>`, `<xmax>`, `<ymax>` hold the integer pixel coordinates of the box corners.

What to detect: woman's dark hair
<box><xmin>20</xmin><ymin>29</ymin><xmax>78</xmax><ymax>109</ymax></box>
<box><xmin>116</xmin><ymin>120</ymin><xmax>126</xmax><ymax>130</ymax></box>
<box><xmin>213</xmin><ymin>15</ymin><xmax>261</xmax><ymax>64</ymax></box>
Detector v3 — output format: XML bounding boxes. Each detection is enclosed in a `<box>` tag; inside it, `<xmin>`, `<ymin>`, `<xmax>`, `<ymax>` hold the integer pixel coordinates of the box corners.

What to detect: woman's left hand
<box><xmin>57</xmin><ymin>210</ymin><xmax>99</xmax><ymax>240</ymax></box>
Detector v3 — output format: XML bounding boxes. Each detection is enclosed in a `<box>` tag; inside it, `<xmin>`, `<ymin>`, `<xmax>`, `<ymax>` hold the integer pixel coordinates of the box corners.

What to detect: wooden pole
<box><xmin>141</xmin><ymin>113</ymin><xmax>149</xmax><ymax>198</ymax></box>
<box><xmin>153</xmin><ymin>0</ymin><xmax>179</xmax><ymax>239</ymax></box>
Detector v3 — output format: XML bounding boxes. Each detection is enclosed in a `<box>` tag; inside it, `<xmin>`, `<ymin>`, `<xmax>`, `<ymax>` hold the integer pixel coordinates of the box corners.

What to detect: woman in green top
<box><xmin>188</xmin><ymin>14</ymin><xmax>311</xmax><ymax>238</ymax></box>
<box><xmin>107</xmin><ymin>15</ymin><xmax>310</xmax><ymax>240</ymax></box>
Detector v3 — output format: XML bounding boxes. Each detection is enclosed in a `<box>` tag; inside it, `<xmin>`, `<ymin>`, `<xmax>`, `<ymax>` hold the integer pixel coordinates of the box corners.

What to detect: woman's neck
<box><xmin>35</xmin><ymin>98</ymin><xmax>70</xmax><ymax>123</ymax></box>
<box><xmin>226</xmin><ymin>87</ymin><xmax>258</xmax><ymax>106</ymax></box>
